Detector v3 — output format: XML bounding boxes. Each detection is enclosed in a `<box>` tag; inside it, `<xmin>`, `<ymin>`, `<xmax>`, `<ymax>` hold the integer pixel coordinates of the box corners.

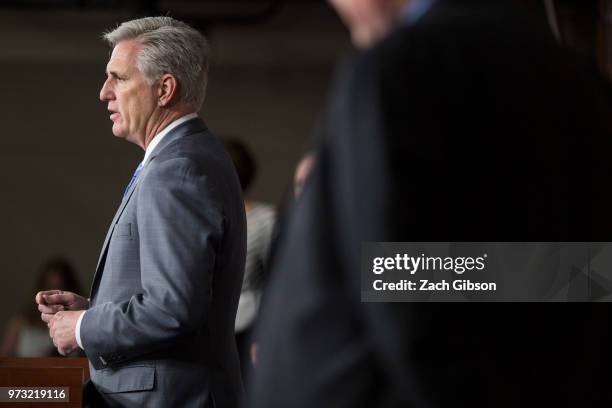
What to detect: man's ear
<box><xmin>158</xmin><ymin>74</ymin><xmax>178</xmax><ymax>107</ymax></box>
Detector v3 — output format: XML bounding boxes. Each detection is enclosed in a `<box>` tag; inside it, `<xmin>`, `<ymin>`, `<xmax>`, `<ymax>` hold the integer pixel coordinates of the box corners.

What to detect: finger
<box><xmin>49</xmin><ymin>313</ymin><xmax>64</xmax><ymax>334</ymax></box>
<box><xmin>41</xmin><ymin>313</ymin><xmax>54</xmax><ymax>324</ymax></box>
<box><xmin>36</xmin><ymin>290</ymin><xmax>62</xmax><ymax>305</ymax></box>
<box><xmin>43</xmin><ymin>293</ymin><xmax>73</xmax><ymax>306</ymax></box>
<box><xmin>38</xmin><ymin>304</ymin><xmax>64</xmax><ymax>314</ymax></box>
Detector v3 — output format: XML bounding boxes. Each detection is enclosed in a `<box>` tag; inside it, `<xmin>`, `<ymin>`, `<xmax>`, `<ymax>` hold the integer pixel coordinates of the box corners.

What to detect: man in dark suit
<box><xmin>36</xmin><ymin>17</ymin><xmax>246</xmax><ymax>407</ymax></box>
<box><xmin>250</xmin><ymin>1</ymin><xmax>612</xmax><ymax>406</ymax></box>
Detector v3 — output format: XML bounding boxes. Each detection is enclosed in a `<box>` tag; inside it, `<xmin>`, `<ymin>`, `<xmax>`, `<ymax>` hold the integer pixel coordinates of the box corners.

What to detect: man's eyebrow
<box><xmin>106</xmin><ymin>70</ymin><xmax>121</xmax><ymax>78</ymax></box>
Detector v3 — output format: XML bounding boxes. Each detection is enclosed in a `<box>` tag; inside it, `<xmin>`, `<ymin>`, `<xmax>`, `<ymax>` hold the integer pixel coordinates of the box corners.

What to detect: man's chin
<box><xmin>111</xmin><ymin>127</ymin><xmax>127</xmax><ymax>139</ymax></box>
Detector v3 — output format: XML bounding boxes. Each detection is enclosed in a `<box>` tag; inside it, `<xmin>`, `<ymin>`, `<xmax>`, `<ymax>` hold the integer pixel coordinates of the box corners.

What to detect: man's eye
<box><xmin>108</xmin><ymin>74</ymin><xmax>125</xmax><ymax>81</ymax></box>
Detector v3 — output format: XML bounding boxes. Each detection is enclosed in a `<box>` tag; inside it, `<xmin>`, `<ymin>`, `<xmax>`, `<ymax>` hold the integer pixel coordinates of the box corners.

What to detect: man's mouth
<box><xmin>109</xmin><ymin>111</ymin><xmax>120</xmax><ymax>121</ymax></box>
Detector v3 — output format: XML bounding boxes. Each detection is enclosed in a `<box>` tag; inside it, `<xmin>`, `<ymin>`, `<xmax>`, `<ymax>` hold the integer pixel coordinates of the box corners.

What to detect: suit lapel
<box><xmin>89</xmin><ymin>118</ymin><xmax>208</xmax><ymax>298</ymax></box>
<box><xmin>94</xmin><ymin>169</ymin><xmax>147</xmax><ymax>272</ymax></box>
<box><xmin>89</xmin><ymin>167</ymin><xmax>148</xmax><ymax>300</ymax></box>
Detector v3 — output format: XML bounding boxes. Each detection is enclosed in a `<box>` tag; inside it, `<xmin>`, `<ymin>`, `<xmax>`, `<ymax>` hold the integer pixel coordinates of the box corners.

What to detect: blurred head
<box><xmin>222</xmin><ymin>139</ymin><xmax>257</xmax><ymax>194</ymax></box>
<box><xmin>36</xmin><ymin>257</ymin><xmax>81</xmax><ymax>294</ymax></box>
<box><xmin>328</xmin><ymin>0</ymin><xmax>410</xmax><ymax>48</ymax></box>
<box><xmin>99</xmin><ymin>17</ymin><xmax>209</xmax><ymax>145</ymax></box>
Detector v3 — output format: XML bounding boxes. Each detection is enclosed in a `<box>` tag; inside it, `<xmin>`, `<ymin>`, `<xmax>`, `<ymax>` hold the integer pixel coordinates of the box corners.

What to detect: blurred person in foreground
<box><xmin>250</xmin><ymin>0</ymin><xmax>612</xmax><ymax>407</ymax></box>
<box><xmin>35</xmin><ymin>16</ymin><xmax>246</xmax><ymax>407</ymax></box>
<box><xmin>1</xmin><ymin>258</ymin><xmax>81</xmax><ymax>357</ymax></box>
<box><xmin>223</xmin><ymin>139</ymin><xmax>276</xmax><ymax>381</ymax></box>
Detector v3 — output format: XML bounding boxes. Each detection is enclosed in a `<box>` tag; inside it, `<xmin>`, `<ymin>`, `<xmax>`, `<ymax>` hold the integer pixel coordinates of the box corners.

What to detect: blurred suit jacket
<box><xmin>250</xmin><ymin>1</ymin><xmax>612</xmax><ymax>407</ymax></box>
<box><xmin>81</xmin><ymin>118</ymin><xmax>246</xmax><ymax>407</ymax></box>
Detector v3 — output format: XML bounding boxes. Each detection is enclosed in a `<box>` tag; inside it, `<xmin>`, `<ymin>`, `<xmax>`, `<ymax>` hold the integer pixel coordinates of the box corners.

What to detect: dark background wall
<box><xmin>0</xmin><ymin>2</ymin><xmax>349</xmax><ymax>336</ymax></box>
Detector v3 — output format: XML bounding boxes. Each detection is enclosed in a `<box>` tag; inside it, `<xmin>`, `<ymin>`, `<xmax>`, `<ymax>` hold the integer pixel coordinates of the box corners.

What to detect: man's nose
<box><xmin>99</xmin><ymin>79</ymin><xmax>113</xmax><ymax>101</ymax></box>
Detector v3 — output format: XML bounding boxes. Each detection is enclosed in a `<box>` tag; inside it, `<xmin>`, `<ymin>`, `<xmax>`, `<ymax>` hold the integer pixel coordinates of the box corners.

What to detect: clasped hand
<box><xmin>35</xmin><ymin>290</ymin><xmax>89</xmax><ymax>356</ymax></box>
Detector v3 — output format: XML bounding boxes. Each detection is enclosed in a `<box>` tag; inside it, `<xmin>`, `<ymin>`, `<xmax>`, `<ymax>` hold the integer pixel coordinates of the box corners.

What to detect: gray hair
<box><xmin>103</xmin><ymin>16</ymin><xmax>210</xmax><ymax>110</ymax></box>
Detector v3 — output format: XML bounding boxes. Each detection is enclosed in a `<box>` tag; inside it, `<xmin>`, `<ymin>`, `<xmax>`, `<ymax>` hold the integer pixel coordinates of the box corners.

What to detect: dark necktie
<box><xmin>123</xmin><ymin>162</ymin><xmax>143</xmax><ymax>198</ymax></box>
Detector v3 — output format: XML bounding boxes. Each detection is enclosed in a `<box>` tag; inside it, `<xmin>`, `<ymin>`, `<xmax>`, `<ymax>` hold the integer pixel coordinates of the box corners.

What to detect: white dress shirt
<box><xmin>75</xmin><ymin>112</ymin><xmax>199</xmax><ymax>349</ymax></box>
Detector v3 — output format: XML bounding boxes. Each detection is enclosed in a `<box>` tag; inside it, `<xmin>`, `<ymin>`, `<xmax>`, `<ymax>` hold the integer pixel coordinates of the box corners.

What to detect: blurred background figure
<box><xmin>1</xmin><ymin>257</ymin><xmax>82</xmax><ymax>357</ymax></box>
<box><xmin>293</xmin><ymin>152</ymin><xmax>316</xmax><ymax>199</ymax></box>
<box><xmin>249</xmin><ymin>149</ymin><xmax>317</xmax><ymax>367</ymax></box>
<box><xmin>266</xmin><ymin>149</ymin><xmax>317</xmax><ymax>265</ymax></box>
<box><xmin>223</xmin><ymin>139</ymin><xmax>276</xmax><ymax>382</ymax></box>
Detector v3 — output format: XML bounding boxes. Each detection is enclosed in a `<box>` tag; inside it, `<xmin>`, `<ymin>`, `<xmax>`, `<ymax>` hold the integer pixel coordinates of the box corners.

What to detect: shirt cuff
<box><xmin>75</xmin><ymin>311</ymin><xmax>86</xmax><ymax>350</ymax></box>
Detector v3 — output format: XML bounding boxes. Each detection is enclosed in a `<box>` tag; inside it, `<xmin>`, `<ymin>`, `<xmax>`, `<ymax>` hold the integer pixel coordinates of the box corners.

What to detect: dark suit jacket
<box><xmin>82</xmin><ymin>118</ymin><xmax>246</xmax><ymax>407</ymax></box>
<box><xmin>250</xmin><ymin>2</ymin><xmax>612</xmax><ymax>407</ymax></box>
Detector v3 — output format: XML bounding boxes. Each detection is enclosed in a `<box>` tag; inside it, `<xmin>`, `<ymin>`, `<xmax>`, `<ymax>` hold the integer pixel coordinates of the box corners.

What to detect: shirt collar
<box><xmin>399</xmin><ymin>0</ymin><xmax>436</xmax><ymax>27</ymax></box>
<box><xmin>142</xmin><ymin>112</ymin><xmax>198</xmax><ymax>165</ymax></box>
